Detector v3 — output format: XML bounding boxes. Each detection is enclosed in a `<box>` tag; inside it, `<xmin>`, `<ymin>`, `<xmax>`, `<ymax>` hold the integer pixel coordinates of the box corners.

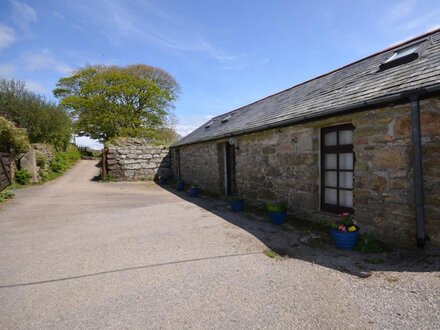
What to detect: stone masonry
<box><xmin>172</xmin><ymin>97</ymin><xmax>440</xmax><ymax>247</ymax></box>
<box><xmin>106</xmin><ymin>138</ymin><xmax>170</xmax><ymax>181</ymax></box>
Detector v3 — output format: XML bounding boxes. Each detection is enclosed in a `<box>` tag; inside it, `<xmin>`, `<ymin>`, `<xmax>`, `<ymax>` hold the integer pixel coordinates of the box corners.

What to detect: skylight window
<box><xmin>385</xmin><ymin>44</ymin><xmax>420</xmax><ymax>63</ymax></box>
<box><xmin>380</xmin><ymin>41</ymin><xmax>425</xmax><ymax>70</ymax></box>
<box><xmin>221</xmin><ymin>115</ymin><xmax>232</xmax><ymax>123</ymax></box>
<box><xmin>205</xmin><ymin>121</ymin><xmax>214</xmax><ymax>129</ymax></box>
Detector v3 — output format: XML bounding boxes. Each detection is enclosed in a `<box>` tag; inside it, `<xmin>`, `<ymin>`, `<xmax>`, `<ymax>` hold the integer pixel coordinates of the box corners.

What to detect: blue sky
<box><xmin>1</xmin><ymin>0</ymin><xmax>439</xmax><ymax>148</ymax></box>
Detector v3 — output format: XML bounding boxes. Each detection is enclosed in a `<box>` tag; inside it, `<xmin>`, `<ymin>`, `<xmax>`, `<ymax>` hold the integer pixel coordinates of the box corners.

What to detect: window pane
<box><xmin>339</xmin><ymin>172</ymin><xmax>353</xmax><ymax>188</ymax></box>
<box><xmin>339</xmin><ymin>153</ymin><xmax>353</xmax><ymax>169</ymax></box>
<box><xmin>324</xmin><ymin>131</ymin><xmax>337</xmax><ymax>146</ymax></box>
<box><xmin>325</xmin><ymin>188</ymin><xmax>337</xmax><ymax>205</ymax></box>
<box><xmin>339</xmin><ymin>130</ymin><xmax>353</xmax><ymax>145</ymax></box>
<box><xmin>325</xmin><ymin>154</ymin><xmax>337</xmax><ymax>169</ymax></box>
<box><xmin>339</xmin><ymin>190</ymin><xmax>353</xmax><ymax>207</ymax></box>
<box><xmin>325</xmin><ymin>171</ymin><xmax>337</xmax><ymax>187</ymax></box>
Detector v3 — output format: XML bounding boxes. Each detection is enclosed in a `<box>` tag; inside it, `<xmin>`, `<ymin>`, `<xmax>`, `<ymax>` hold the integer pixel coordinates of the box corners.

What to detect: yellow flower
<box><xmin>348</xmin><ymin>226</ymin><xmax>357</xmax><ymax>232</ymax></box>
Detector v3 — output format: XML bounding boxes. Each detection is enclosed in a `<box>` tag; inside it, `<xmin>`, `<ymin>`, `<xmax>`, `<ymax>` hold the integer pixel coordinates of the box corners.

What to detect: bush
<box><xmin>0</xmin><ymin>78</ymin><xmax>72</xmax><ymax>149</ymax></box>
<box><xmin>0</xmin><ymin>116</ymin><xmax>30</xmax><ymax>154</ymax></box>
<box><xmin>35</xmin><ymin>151</ymin><xmax>46</xmax><ymax>168</ymax></box>
<box><xmin>0</xmin><ymin>190</ymin><xmax>14</xmax><ymax>203</ymax></box>
<box><xmin>50</xmin><ymin>145</ymin><xmax>81</xmax><ymax>173</ymax></box>
<box><xmin>15</xmin><ymin>168</ymin><xmax>31</xmax><ymax>185</ymax></box>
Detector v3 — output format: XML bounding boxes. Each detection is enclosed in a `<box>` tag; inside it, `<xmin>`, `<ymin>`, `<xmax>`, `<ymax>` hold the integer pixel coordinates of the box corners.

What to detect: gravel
<box><xmin>0</xmin><ymin>160</ymin><xmax>438</xmax><ymax>329</ymax></box>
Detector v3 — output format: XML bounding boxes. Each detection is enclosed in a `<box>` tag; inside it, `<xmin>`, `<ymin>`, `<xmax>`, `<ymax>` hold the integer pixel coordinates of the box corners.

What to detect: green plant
<box><xmin>0</xmin><ymin>190</ymin><xmax>14</xmax><ymax>203</ymax></box>
<box><xmin>331</xmin><ymin>212</ymin><xmax>358</xmax><ymax>232</ymax></box>
<box><xmin>0</xmin><ymin>116</ymin><xmax>30</xmax><ymax>154</ymax></box>
<box><xmin>101</xmin><ymin>174</ymin><xmax>117</xmax><ymax>182</ymax></box>
<box><xmin>0</xmin><ymin>78</ymin><xmax>72</xmax><ymax>149</ymax></box>
<box><xmin>355</xmin><ymin>234</ymin><xmax>383</xmax><ymax>253</ymax></box>
<box><xmin>15</xmin><ymin>168</ymin><xmax>32</xmax><ymax>185</ymax></box>
<box><xmin>50</xmin><ymin>145</ymin><xmax>81</xmax><ymax>173</ymax></box>
<box><xmin>264</xmin><ymin>249</ymin><xmax>280</xmax><ymax>259</ymax></box>
<box><xmin>35</xmin><ymin>151</ymin><xmax>46</xmax><ymax>168</ymax></box>
<box><xmin>266</xmin><ymin>201</ymin><xmax>287</xmax><ymax>213</ymax></box>
<box><xmin>190</xmin><ymin>184</ymin><xmax>199</xmax><ymax>189</ymax></box>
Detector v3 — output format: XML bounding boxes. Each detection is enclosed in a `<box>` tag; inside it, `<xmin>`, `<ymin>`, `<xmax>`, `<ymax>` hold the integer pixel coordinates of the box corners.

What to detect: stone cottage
<box><xmin>171</xmin><ymin>29</ymin><xmax>440</xmax><ymax>248</ymax></box>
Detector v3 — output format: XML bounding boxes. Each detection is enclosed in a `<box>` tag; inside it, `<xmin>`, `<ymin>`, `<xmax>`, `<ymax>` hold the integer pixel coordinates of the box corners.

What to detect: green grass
<box><xmin>264</xmin><ymin>249</ymin><xmax>279</xmax><ymax>258</ymax></box>
<box><xmin>0</xmin><ymin>190</ymin><xmax>14</xmax><ymax>203</ymax></box>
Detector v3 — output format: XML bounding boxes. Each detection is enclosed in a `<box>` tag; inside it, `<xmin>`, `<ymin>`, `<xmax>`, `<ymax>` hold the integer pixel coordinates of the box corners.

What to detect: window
<box><xmin>380</xmin><ymin>40</ymin><xmax>426</xmax><ymax>70</ymax></box>
<box><xmin>221</xmin><ymin>115</ymin><xmax>231</xmax><ymax>123</ymax></box>
<box><xmin>321</xmin><ymin>124</ymin><xmax>355</xmax><ymax>214</ymax></box>
<box><xmin>205</xmin><ymin>121</ymin><xmax>214</xmax><ymax>129</ymax></box>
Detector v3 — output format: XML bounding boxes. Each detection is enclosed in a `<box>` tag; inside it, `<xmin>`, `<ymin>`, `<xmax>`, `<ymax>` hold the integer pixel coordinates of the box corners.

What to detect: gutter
<box><xmin>408</xmin><ymin>94</ymin><xmax>427</xmax><ymax>248</ymax></box>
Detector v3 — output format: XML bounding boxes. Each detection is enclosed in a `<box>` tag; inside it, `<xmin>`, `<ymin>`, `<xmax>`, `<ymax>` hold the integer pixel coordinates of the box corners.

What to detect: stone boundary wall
<box><xmin>173</xmin><ymin>97</ymin><xmax>440</xmax><ymax>247</ymax></box>
<box><xmin>106</xmin><ymin>138</ymin><xmax>170</xmax><ymax>181</ymax></box>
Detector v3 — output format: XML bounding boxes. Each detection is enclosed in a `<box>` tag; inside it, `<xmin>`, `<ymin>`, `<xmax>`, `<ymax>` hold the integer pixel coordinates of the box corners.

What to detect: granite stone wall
<box><xmin>175</xmin><ymin>96</ymin><xmax>440</xmax><ymax>246</ymax></box>
<box><xmin>106</xmin><ymin>139</ymin><xmax>170</xmax><ymax>181</ymax></box>
<box><xmin>171</xmin><ymin>142</ymin><xmax>224</xmax><ymax>194</ymax></box>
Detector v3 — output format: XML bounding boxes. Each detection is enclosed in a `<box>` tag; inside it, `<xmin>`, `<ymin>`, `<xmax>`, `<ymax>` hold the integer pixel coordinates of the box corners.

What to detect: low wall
<box><xmin>106</xmin><ymin>139</ymin><xmax>170</xmax><ymax>181</ymax></box>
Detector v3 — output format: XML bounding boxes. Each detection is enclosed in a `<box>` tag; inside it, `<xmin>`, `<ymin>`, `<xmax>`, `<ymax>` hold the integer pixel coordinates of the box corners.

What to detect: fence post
<box><xmin>101</xmin><ymin>147</ymin><xmax>108</xmax><ymax>180</ymax></box>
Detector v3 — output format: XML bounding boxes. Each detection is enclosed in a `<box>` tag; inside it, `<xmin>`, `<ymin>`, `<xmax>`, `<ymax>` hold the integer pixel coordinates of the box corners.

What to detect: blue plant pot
<box><xmin>330</xmin><ymin>229</ymin><xmax>360</xmax><ymax>250</ymax></box>
<box><xmin>268</xmin><ymin>211</ymin><xmax>286</xmax><ymax>225</ymax></box>
<box><xmin>176</xmin><ymin>182</ymin><xmax>185</xmax><ymax>191</ymax></box>
<box><xmin>159</xmin><ymin>178</ymin><xmax>167</xmax><ymax>185</ymax></box>
<box><xmin>231</xmin><ymin>200</ymin><xmax>244</xmax><ymax>212</ymax></box>
<box><xmin>188</xmin><ymin>187</ymin><xmax>199</xmax><ymax>197</ymax></box>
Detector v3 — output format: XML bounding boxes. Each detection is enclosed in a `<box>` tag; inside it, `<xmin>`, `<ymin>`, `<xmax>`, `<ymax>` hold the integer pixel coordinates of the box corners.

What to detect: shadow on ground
<box><xmin>160</xmin><ymin>183</ymin><xmax>439</xmax><ymax>278</ymax></box>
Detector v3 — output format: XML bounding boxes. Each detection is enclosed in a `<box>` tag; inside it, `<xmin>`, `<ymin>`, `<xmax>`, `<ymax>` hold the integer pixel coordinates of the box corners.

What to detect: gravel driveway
<box><xmin>0</xmin><ymin>160</ymin><xmax>438</xmax><ymax>329</ymax></box>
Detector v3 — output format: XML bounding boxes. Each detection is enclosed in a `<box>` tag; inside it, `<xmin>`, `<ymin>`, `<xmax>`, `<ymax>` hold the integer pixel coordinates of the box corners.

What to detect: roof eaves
<box><xmin>172</xmin><ymin>83</ymin><xmax>440</xmax><ymax>148</ymax></box>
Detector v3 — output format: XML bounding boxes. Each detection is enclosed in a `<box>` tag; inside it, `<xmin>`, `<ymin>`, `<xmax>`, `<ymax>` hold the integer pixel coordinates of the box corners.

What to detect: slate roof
<box><xmin>174</xmin><ymin>29</ymin><xmax>440</xmax><ymax>147</ymax></box>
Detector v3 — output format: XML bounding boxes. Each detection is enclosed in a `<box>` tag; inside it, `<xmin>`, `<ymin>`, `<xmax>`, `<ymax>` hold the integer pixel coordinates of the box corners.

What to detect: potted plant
<box><xmin>330</xmin><ymin>212</ymin><xmax>360</xmax><ymax>250</ymax></box>
<box><xmin>266</xmin><ymin>201</ymin><xmax>287</xmax><ymax>225</ymax></box>
<box><xmin>188</xmin><ymin>184</ymin><xmax>200</xmax><ymax>197</ymax></box>
<box><xmin>176</xmin><ymin>180</ymin><xmax>185</xmax><ymax>191</ymax></box>
<box><xmin>230</xmin><ymin>196</ymin><xmax>244</xmax><ymax>212</ymax></box>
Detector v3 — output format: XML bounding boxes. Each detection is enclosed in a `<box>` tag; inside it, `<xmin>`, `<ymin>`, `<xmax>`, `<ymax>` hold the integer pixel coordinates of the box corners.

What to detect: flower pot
<box><xmin>159</xmin><ymin>177</ymin><xmax>167</xmax><ymax>185</ymax></box>
<box><xmin>231</xmin><ymin>200</ymin><xmax>244</xmax><ymax>212</ymax></box>
<box><xmin>188</xmin><ymin>187</ymin><xmax>199</xmax><ymax>197</ymax></box>
<box><xmin>330</xmin><ymin>229</ymin><xmax>359</xmax><ymax>250</ymax></box>
<box><xmin>268</xmin><ymin>211</ymin><xmax>286</xmax><ymax>225</ymax></box>
<box><xmin>176</xmin><ymin>182</ymin><xmax>185</xmax><ymax>191</ymax></box>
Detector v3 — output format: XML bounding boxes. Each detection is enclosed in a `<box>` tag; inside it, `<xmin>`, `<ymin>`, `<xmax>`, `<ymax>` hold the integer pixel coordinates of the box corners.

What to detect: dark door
<box><xmin>175</xmin><ymin>149</ymin><xmax>181</xmax><ymax>180</ymax></box>
<box><xmin>225</xmin><ymin>143</ymin><xmax>236</xmax><ymax>195</ymax></box>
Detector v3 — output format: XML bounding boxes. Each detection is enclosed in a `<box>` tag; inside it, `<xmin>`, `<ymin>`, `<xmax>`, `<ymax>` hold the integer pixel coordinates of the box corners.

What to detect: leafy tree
<box><xmin>53</xmin><ymin>64</ymin><xmax>180</xmax><ymax>143</ymax></box>
<box><xmin>0</xmin><ymin>78</ymin><xmax>72</xmax><ymax>149</ymax></box>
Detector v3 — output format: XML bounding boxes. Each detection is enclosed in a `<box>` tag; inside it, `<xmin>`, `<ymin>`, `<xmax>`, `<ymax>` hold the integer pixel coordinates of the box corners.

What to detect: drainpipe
<box><xmin>409</xmin><ymin>95</ymin><xmax>426</xmax><ymax>248</ymax></box>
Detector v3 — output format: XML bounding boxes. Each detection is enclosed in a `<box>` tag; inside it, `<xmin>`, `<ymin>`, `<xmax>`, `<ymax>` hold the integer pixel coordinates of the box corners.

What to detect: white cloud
<box><xmin>175</xmin><ymin>114</ymin><xmax>213</xmax><ymax>137</ymax></box>
<box><xmin>77</xmin><ymin>1</ymin><xmax>240</xmax><ymax>63</ymax></box>
<box><xmin>24</xmin><ymin>79</ymin><xmax>46</xmax><ymax>93</ymax></box>
<box><xmin>74</xmin><ymin>136</ymin><xmax>103</xmax><ymax>150</ymax></box>
<box><xmin>0</xmin><ymin>63</ymin><xmax>16</xmax><ymax>77</ymax></box>
<box><xmin>10</xmin><ymin>0</ymin><xmax>38</xmax><ymax>31</ymax></box>
<box><xmin>22</xmin><ymin>51</ymin><xmax>73</xmax><ymax>74</ymax></box>
<box><xmin>51</xmin><ymin>11</ymin><xmax>65</xmax><ymax>21</ymax></box>
<box><xmin>380</xmin><ymin>1</ymin><xmax>440</xmax><ymax>36</ymax></box>
<box><xmin>0</xmin><ymin>24</ymin><xmax>16</xmax><ymax>50</ymax></box>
